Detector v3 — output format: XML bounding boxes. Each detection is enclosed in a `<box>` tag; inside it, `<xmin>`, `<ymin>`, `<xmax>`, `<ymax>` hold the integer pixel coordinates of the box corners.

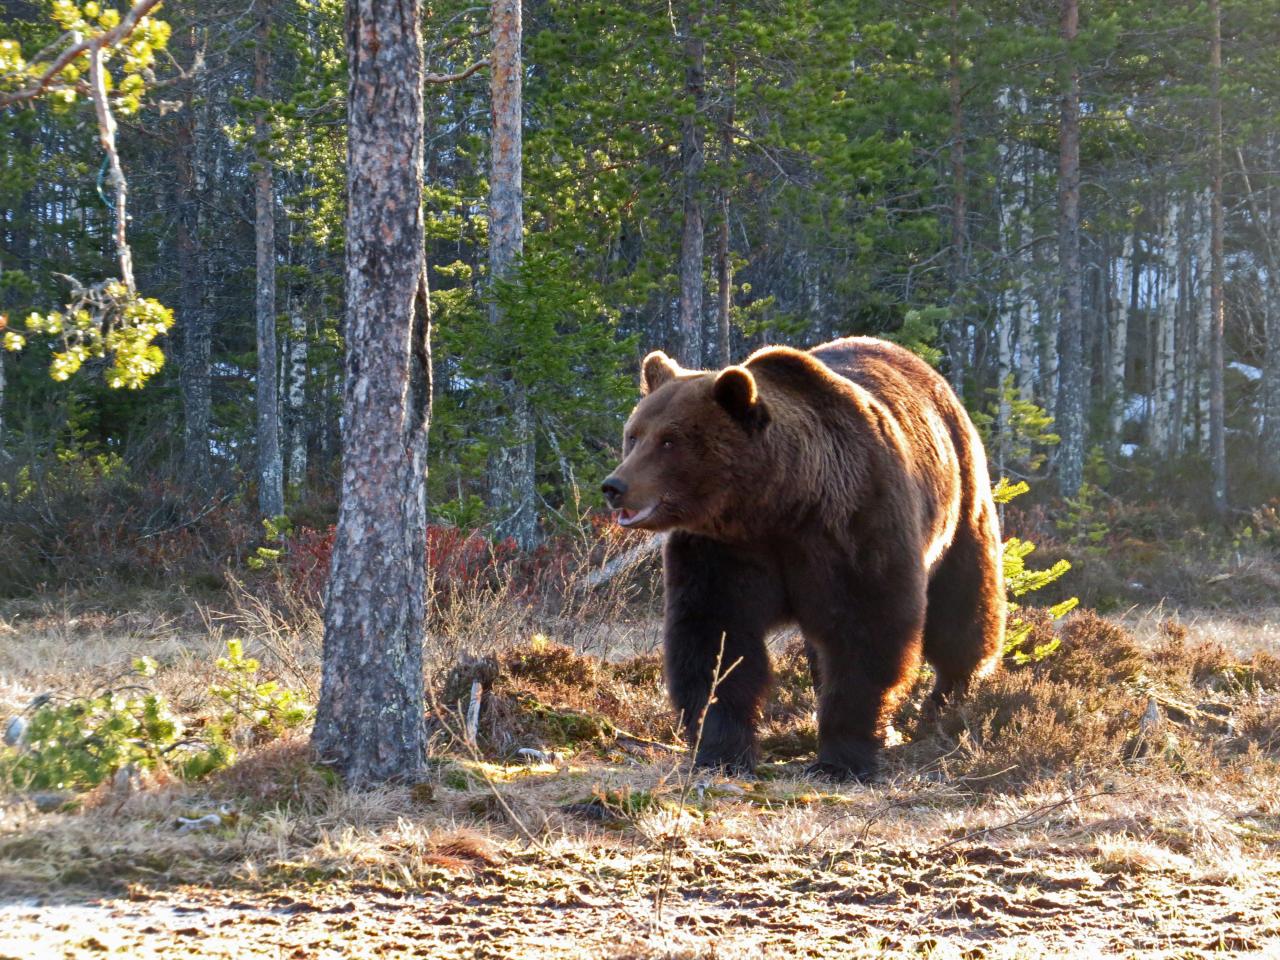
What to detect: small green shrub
<box><xmin>0</xmin><ymin>659</ymin><xmax>227</xmax><ymax>791</ymax></box>
<box><xmin>209</xmin><ymin>638</ymin><xmax>312</xmax><ymax>743</ymax></box>
<box><xmin>0</xmin><ymin>641</ymin><xmax>311</xmax><ymax>795</ymax></box>
<box><xmin>996</xmin><ymin>478</ymin><xmax>1078</xmax><ymax>664</ymax></box>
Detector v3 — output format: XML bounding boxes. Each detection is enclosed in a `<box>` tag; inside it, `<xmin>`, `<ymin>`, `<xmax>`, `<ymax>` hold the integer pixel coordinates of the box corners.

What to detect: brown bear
<box><xmin>601</xmin><ymin>337</ymin><xmax>1005</xmax><ymax>781</ymax></box>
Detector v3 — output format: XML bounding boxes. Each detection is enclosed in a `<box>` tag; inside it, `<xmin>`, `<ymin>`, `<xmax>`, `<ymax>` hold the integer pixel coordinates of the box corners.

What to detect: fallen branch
<box><xmin>584</xmin><ymin>532</ymin><xmax>666</xmax><ymax>589</ymax></box>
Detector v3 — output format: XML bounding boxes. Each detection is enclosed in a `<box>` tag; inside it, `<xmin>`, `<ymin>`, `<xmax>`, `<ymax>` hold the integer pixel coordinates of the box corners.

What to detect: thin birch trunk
<box><xmin>1196</xmin><ymin>193</ymin><xmax>1213</xmax><ymax>453</ymax></box>
<box><xmin>946</xmin><ymin>0</ymin><xmax>967</xmax><ymax>398</ymax></box>
<box><xmin>1152</xmin><ymin>198</ymin><xmax>1180</xmax><ymax>455</ymax></box>
<box><xmin>254</xmin><ymin>2</ymin><xmax>284</xmax><ymax>518</ymax></box>
<box><xmin>488</xmin><ymin>0</ymin><xmax>536</xmax><ymax>548</ymax></box>
<box><xmin>678</xmin><ymin>3</ymin><xmax>706</xmax><ymax>368</ymax></box>
<box><xmin>312</xmin><ymin>0</ymin><xmax>433</xmax><ymax>784</ymax></box>
<box><xmin>1055</xmin><ymin>0</ymin><xmax>1085</xmax><ymax>497</ymax></box>
<box><xmin>1208</xmin><ymin>0</ymin><xmax>1227</xmax><ymax>513</ymax></box>
<box><xmin>994</xmin><ymin>89</ymin><xmax>1018</xmax><ymax>471</ymax></box>
<box><xmin>286</xmin><ymin>294</ymin><xmax>308</xmax><ymax>489</ymax></box>
<box><xmin>177</xmin><ymin>25</ymin><xmax>211</xmax><ymax>481</ymax></box>
<box><xmin>715</xmin><ymin>25</ymin><xmax>736</xmax><ymax>367</ymax></box>
<box><xmin>1238</xmin><ymin>140</ymin><xmax>1280</xmax><ymax>478</ymax></box>
<box><xmin>1014</xmin><ymin>106</ymin><xmax>1036</xmax><ymax>402</ymax></box>
<box><xmin>1108</xmin><ymin>232</ymin><xmax>1133</xmax><ymax>445</ymax></box>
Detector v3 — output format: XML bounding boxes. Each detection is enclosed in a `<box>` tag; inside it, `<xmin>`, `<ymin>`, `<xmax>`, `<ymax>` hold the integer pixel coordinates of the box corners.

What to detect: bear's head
<box><xmin>601</xmin><ymin>350</ymin><xmax>769</xmax><ymax>534</ymax></box>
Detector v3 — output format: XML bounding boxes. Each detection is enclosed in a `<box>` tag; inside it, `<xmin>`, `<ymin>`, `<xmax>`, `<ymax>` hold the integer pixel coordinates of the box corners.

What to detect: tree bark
<box><xmin>994</xmin><ymin>89</ymin><xmax>1018</xmax><ymax>470</ymax></box>
<box><xmin>1239</xmin><ymin>141</ymin><xmax>1280</xmax><ymax>478</ymax></box>
<box><xmin>1152</xmin><ymin>197</ymin><xmax>1180</xmax><ymax>455</ymax></box>
<box><xmin>1108</xmin><ymin>231</ymin><xmax>1133</xmax><ymax>445</ymax></box>
<box><xmin>714</xmin><ymin>28</ymin><xmax>735</xmax><ymax>367</ymax></box>
<box><xmin>285</xmin><ymin>293</ymin><xmax>308</xmax><ymax>489</ymax></box>
<box><xmin>1208</xmin><ymin>0</ymin><xmax>1227</xmax><ymax>513</ymax></box>
<box><xmin>0</xmin><ymin>333</ymin><xmax>6</xmax><ymax>454</ymax></box>
<box><xmin>1055</xmin><ymin>0</ymin><xmax>1085</xmax><ymax>497</ymax></box>
<box><xmin>947</xmin><ymin>0</ymin><xmax>968</xmax><ymax>398</ymax></box>
<box><xmin>678</xmin><ymin>2</ymin><xmax>706</xmax><ymax>368</ymax></box>
<box><xmin>487</xmin><ymin>0</ymin><xmax>536</xmax><ymax>549</ymax></box>
<box><xmin>254</xmin><ymin>1</ymin><xmax>284</xmax><ymax>518</ymax></box>
<box><xmin>176</xmin><ymin>25</ymin><xmax>211</xmax><ymax>481</ymax></box>
<box><xmin>311</xmin><ymin>0</ymin><xmax>433</xmax><ymax>784</ymax></box>
<box><xmin>1195</xmin><ymin>193</ymin><xmax>1213</xmax><ymax>453</ymax></box>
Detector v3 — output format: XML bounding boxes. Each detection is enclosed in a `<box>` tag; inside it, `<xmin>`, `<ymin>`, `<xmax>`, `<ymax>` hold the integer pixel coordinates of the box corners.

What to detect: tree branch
<box><xmin>0</xmin><ymin>0</ymin><xmax>166</xmax><ymax>109</ymax></box>
<box><xmin>424</xmin><ymin>58</ymin><xmax>488</xmax><ymax>84</ymax></box>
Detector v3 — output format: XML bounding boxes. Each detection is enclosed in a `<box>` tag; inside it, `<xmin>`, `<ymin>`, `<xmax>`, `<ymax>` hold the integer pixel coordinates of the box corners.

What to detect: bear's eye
<box><xmin>660</xmin><ymin>436</ymin><xmax>675</xmax><ymax>450</ymax></box>
<box><xmin>625</xmin><ymin>435</ymin><xmax>637</xmax><ymax>453</ymax></box>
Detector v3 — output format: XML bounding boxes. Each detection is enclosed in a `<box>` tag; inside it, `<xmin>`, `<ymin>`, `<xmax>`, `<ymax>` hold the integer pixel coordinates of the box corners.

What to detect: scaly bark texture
<box><xmin>487</xmin><ymin>0</ymin><xmax>536</xmax><ymax>549</ymax></box>
<box><xmin>1208</xmin><ymin>0</ymin><xmax>1227</xmax><ymax>514</ymax></box>
<box><xmin>1054</xmin><ymin>0</ymin><xmax>1084</xmax><ymax>497</ymax></box>
<box><xmin>678</xmin><ymin>2</ymin><xmax>706</xmax><ymax>368</ymax></box>
<box><xmin>311</xmin><ymin>0</ymin><xmax>432</xmax><ymax>784</ymax></box>
<box><xmin>254</xmin><ymin>1</ymin><xmax>284</xmax><ymax>518</ymax></box>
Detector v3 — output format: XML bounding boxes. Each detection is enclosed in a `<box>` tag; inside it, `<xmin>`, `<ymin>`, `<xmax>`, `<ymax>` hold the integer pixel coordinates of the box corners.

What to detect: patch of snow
<box><xmin>1227</xmin><ymin>361</ymin><xmax>1262</xmax><ymax>382</ymax></box>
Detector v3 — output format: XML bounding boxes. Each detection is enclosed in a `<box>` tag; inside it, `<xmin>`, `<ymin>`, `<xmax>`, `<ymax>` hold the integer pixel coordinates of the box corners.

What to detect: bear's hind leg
<box><xmin>922</xmin><ymin>512</ymin><xmax>1005</xmax><ymax>711</ymax></box>
<box><xmin>663</xmin><ymin>533</ymin><xmax>787</xmax><ymax>774</ymax></box>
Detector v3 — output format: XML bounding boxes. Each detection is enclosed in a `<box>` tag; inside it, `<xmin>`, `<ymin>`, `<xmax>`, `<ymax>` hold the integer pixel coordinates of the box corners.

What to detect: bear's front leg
<box><xmin>803</xmin><ymin>582</ymin><xmax>925</xmax><ymax>783</ymax></box>
<box><xmin>662</xmin><ymin>532</ymin><xmax>786</xmax><ymax>774</ymax></box>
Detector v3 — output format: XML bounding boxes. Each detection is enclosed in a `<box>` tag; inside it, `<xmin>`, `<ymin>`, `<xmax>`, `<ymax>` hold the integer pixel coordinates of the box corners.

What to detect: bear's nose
<box><xmin>601</xmin><ymin>476</ymin><xmax>628</xmax><ymax>506</ymax></box>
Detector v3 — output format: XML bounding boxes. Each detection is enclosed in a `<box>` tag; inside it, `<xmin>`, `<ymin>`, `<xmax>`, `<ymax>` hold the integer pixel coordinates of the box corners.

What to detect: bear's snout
<box><xmin>601</xmin><ymin>476</ymin><xmax>628</xmax><ymax>507</ymax></box>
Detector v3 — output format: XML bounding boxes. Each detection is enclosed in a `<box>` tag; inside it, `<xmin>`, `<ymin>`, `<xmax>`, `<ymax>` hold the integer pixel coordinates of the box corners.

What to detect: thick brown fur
<box><xmin>602</xmin><ymin>337</ymin><xmax>1005</xmax><ymax>780</ymax></box>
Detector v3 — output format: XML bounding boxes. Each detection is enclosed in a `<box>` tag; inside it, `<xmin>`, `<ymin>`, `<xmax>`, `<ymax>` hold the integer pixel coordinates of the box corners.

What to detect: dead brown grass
<box><xmin>4</xmin><ymin>587</ymin><xmax>1280</xmax><ymax>957</ymax></box>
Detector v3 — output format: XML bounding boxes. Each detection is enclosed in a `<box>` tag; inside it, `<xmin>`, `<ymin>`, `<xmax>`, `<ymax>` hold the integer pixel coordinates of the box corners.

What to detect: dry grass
<box><xmin>3</xmin><ymin>587</ymin><xmax>1280</xmax><ymax>957</ymax></box>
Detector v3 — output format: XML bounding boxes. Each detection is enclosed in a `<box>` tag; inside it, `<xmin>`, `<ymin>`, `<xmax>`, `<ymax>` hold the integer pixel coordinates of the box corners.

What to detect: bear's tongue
<box><xmin>617</xmin><ymin>503</ymin><xmax>657</xmax><ymax>527</ymax></box>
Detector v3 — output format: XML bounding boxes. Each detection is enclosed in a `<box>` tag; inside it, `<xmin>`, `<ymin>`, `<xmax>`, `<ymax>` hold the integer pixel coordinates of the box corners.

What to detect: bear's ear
<box><xmin>713</xmin><ymin>366</ymin><xmax>766</xmax><ymax>427</ymax></box>
<box><xmin>641</xmin><ymin>350</ymin><xmax>681</xmax><ymax>395</ymax></box>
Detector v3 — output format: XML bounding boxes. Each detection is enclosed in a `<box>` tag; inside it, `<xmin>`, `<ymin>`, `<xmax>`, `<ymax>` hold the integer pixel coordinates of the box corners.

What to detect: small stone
<box><xmin>32</xmin><ymin>791</ymin><xmax>74</xmax><ymax>813</ymax></box>
<box><xmin>3</xmin><ymin>715</ymin><xmax>26</xmax><ymax>747</ymax></box>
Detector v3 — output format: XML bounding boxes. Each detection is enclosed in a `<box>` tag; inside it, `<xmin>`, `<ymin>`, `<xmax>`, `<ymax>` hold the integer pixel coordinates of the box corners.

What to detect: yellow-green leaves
<box><xmin>16</xmin><ymin>286</ymin><xmax>173</xmax><ymax>388</ymax></box>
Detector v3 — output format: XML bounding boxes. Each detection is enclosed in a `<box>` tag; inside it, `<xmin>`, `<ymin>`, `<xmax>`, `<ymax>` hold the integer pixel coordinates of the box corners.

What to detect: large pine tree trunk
<box><xmin>678</xmin><ymin>2</ymin><xmax>706</xmax><ymax>368</ymax></box>
<box><xmin>487</xmin><ymin>0</ymin><xmax>536</xmax><ymax>548</ymax></box>
<box><xmin>1055</xmin><ymin>0</ymin><xmax>1085</xmax><ymax>497</ymax></box>
<box><xmin>254</xmin><ymin>2</ymin><xmax>284</xmax><ymax>518</ymax></box>
<box><xmin>311</xmin><ymin>0</ymin><xmax>433</xmax><ymax>784</ymax></box>
<box><xmin>1207</xmin><ymin>0</ymin><xmax>1228</xmax><ymax>513</ymax></box>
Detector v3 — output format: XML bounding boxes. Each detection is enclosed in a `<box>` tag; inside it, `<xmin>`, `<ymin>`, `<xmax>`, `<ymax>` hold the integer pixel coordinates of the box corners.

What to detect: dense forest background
<box><xmin>2</xmin><ymin>0</ymin><xmax>1280</xmax><ymax>590</ymax></box>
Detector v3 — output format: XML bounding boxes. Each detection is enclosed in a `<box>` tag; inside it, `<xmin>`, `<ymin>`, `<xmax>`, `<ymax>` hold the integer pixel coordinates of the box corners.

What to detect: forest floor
<box><xmin>1</xmin><ymin>597</ymin><xmax>1279</xmax><ymax>959</ymax></box>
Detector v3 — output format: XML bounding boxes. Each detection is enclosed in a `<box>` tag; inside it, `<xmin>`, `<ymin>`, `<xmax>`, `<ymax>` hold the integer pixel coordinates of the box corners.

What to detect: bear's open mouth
<box><xmin>617</xmin><ymin>503</ymin><xmax>658</xmax><ymax>527</ymax></box>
